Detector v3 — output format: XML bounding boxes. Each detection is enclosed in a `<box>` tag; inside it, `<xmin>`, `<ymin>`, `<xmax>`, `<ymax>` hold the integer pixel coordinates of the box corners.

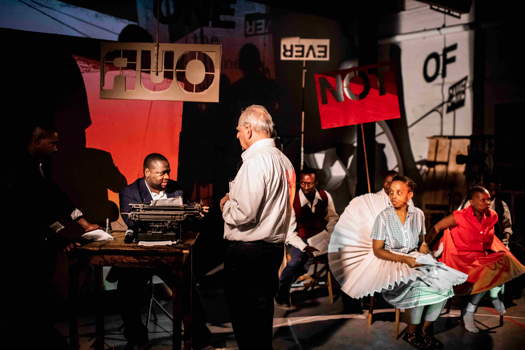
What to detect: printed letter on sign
<box><xmin>314</xmin><ymin>63</ymin><xmax>400</xmax><ymax>129</ymax></box>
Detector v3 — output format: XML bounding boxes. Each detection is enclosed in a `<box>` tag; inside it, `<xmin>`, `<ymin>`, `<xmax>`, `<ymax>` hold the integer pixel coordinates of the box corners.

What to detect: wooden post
<box><xmin>300</xmin><ymin>60</ymin><xmax>307</xmax><ymax>170</ymax></box>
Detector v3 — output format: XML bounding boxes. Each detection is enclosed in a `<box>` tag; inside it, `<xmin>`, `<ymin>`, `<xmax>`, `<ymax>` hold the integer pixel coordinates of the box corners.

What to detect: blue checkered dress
<box><xmin>371</xmin><ymin>205</ymin><xmax>453</xmax><ymax>309</ymax></box>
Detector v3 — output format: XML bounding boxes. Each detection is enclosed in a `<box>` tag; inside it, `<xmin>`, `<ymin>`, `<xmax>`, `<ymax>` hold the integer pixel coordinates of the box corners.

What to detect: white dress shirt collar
<box><xmin>298</xmin><ymin>189</ymin><xmax>323</xmax><ymax>212</ymax></box>
<box><xmin>145</xmin><ymin>181</ymin><xmax>167</xmax><ymax>201</ymax></box>
<box><xmin>241</xmin><ymin>138</ymin><xmax>275</xmax><ymax>161</ymax></box>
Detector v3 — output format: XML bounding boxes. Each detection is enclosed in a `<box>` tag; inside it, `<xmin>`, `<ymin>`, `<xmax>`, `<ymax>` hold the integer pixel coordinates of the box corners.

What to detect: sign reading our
<box><xmin>280</xmin><ymin>37</ymin><xmax>330</xmax><ymax>61</ymax></box>
<box><xmin>100</xmin><ymin>42</ymin><xmax>222</xmax><ymax>102</ymax></box>
<box><xmin>314</xmin><ymin>63</ymin><xmax>400</xmax><ymax>129</ymax></box>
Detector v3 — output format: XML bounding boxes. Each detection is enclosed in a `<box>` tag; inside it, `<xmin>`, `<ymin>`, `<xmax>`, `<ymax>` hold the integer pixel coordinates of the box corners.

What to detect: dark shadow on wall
<box><xmin>177</xmin><ymin>43</ymin><xmax>287</xmax><ymax>275</ymax></box>
<box><xmin>2</xmin><ymin>29</ymin><xmax>127</xmax><ymax>225</ymax></box>
<box><xmin>176</xmin><ymin>73</ymin><xmax>232</xmax><ymax>277</ymax></box>
<box><xmin>2</xmin><ymin>29</ymin><xmax>129</xmax><ymax>307</ymax></box>
<box><xmin>384</xmin><ymin>44</ymin><xmax>424</xmax><ymax>205</ymax></box>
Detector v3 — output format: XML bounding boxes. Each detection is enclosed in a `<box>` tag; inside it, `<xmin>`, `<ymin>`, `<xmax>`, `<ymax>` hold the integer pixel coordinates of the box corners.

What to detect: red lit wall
<box><xmin>75</xmin><ymin>56</ymin><xmax>183</xmax><ymax>183</ymax></box>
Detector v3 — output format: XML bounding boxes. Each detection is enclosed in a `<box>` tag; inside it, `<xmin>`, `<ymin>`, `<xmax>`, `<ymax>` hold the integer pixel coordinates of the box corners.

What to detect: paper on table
<box><xmin>151</xmin><ymin>197</ymin><xmax>183</xmax><ymax>206</ymax></box>
<box><xmin>137</xmin><ymin>240</ymin><xmax>176</xmax><ymax>247</ymax></box>
<box><xmin>306</xmin><ymin>230</ymin><xmax>330</xmax><ymax>256</ymax></box>
<box><xmin>81</xmin><ymin>229</ymin><xmax>114</xmax><ymax>242</ymax></box>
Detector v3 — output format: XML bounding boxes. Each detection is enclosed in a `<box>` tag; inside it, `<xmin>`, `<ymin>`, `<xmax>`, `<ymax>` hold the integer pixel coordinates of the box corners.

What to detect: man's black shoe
<box><xmin>275</xmin><ymin>297</ymin><xmax>295</xmax><ymax>310</ymax></box>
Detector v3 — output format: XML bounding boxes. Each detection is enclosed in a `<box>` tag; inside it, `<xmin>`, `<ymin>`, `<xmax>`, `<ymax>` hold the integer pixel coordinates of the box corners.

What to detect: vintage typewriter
<box><xmin>124</xmin><ymin>198</ymin><xmax>204</xmax><ymax>243</ymax></box>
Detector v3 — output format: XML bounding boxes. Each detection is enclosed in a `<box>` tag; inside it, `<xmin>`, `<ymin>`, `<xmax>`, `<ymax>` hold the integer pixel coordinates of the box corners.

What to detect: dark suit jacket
<box><xmin>119</xmin><ymin>178</ymin><xmax>183</xmax><ymax>230</ymax></box>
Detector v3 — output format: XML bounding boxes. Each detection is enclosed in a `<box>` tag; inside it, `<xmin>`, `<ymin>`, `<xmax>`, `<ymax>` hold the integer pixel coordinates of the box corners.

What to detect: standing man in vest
<box><xmin>275</xmin><ymin>168</ymin><xmax>339</xmax><ymax>307</ymax></box>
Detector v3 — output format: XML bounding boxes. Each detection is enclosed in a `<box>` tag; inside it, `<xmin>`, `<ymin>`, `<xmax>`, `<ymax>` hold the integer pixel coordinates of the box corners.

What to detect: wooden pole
<box><xmin>361</xmin><ymin>122</ymin><xmax>374</xmax><ymax>325</ymax></box>
<box><xmin>300</xmin><ymin>60</ymin><xmax>306</xmax><ymax>170</ymax></box>
<box><xmin>360</xmin><ymin>123</ymin><xmax>372</xmax><ymax>193</ymax></box>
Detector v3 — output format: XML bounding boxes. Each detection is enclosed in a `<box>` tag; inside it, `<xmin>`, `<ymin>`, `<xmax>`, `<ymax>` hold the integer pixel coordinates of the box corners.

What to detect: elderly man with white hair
<box><xmin>220</xmin><ymin>105</ymin><xmax>303</xmax><ymax>350</ymax></box>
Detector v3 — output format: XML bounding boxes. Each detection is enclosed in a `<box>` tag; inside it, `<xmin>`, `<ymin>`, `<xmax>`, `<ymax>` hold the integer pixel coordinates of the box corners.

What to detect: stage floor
<box><xmin>56</xmin><ymin>269</ymin><xmax>525</xmax><ymax>350</ymax></box>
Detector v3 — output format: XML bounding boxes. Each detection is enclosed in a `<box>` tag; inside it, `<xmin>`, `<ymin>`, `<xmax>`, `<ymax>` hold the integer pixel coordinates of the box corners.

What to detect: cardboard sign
<box><xmin>314</xmin><ymin>63</ymin><xmax>400</xmax><ymax>129</ymax></box>
<box><xmin>100</xmin><ymin>42</ymin><xmax>221</xmax><ymax>102</ymax></box>
<box><xmin>280</xmin><ymin>37</ymin><xmax>330</xmax><ymax>61</ymax></box>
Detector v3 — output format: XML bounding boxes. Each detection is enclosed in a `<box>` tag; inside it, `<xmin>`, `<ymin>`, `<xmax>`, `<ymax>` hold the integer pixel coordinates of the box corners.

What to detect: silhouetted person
<box><xmin>118</xmin><ymin>24</ymin><xmax>154</xmax><ymax>43</ymax></box>
<box><xmin>6</xmin><ymin>121</ymin><xmax>101</xmax><ymax>349</ymax></box>
<box><xmin>229</xmin><ymin>43</ymin><xmax>281</xmax><ymax>120</ymax></box>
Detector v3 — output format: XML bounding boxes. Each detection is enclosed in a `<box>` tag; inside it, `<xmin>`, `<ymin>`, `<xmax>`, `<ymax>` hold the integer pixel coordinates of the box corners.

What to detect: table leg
<box><xmin>94</xmin><ymin>265</ymin><xmax>105</xmax><ymax>350</ymax></box>
<box><xmin>173</xmin><ymin>248</ymin><xmax>192</xmax><ymax>350</ymax></box>
<box><xmin>68</xmin><ymin>262</ymin><xmax>79</xmax><ymax>350</ymax></box>
<box><xmin>172</xmin><ymin>281</ymin><xmax>183</xmax><ymax>350</ymax></box>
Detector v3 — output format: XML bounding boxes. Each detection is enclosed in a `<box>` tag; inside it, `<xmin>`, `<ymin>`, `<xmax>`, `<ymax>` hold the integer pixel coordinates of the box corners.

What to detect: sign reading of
<box><xmin>314</xmin><ymin>63</ymin><xmax>400</xmax><ymax>129</ymax></box>
<box><xmin>100</xmin><ymin>42</ymin><xmax>222</xmax><ymax>102</ymax></box>
<box><xmin>280</xmin><ymin>37</ymin><xmax>330</xmax><ymax>61</ymax></box>
<box><xmin>423</xmin><ymin>43</ymin><xmax>457</xmax><ymax>83</ymax></box>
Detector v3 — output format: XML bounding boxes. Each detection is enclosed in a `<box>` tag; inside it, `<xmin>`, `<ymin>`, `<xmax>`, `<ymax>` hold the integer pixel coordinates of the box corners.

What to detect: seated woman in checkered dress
<box><xmin>371</xmin><ymin>176</ymin><xmax>466</xmax><ymax>350</ymax></box>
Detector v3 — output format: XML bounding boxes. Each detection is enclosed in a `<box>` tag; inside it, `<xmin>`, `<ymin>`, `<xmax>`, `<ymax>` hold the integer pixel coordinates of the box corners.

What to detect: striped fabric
<box><xmin>383</xmin><ymin>280</ymin><xmax>454</xmax><ymax>309</ymax></box>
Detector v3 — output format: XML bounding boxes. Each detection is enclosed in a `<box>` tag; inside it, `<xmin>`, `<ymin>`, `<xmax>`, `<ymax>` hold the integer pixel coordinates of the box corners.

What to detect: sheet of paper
<box><xmin>81</xmin><ymin>229</ymin><xmax>113</xmax><ymax>241</ymax></box>
<box><xmin>415</xmin><ymin>254</ymin><xmax>437</xmax><ymax>265</ymax></box>
<box><xmin>137</xmin><ymin>240</ymin><xmax>176</xmax><ymax>247</ymax></box>
<box><xmin>306</xmin><ymin>231</ymin><xmax>330</xmax><ymax>256</ymax></box>
<box><xmin>151</xmin><ymin>197</ymin><xmax>183</xmax><ymax>206</ymax></box>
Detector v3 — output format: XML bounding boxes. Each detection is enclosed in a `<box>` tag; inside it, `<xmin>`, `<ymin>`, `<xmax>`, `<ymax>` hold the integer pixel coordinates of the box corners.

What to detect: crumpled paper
<box><xmin>81</xmin><ymin>229</ymin><xmax>114</xmax><ymax>242</ymax></box>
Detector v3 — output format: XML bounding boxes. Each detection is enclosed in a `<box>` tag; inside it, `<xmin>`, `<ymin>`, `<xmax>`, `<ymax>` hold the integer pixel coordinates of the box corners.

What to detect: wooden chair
<box><xmin>303</xmin><ymin>254</ymin><xmax>335</xmax><ymax>304</ymax></box>
<box><xmin>368</xmin><ymin>295</ymin><xmax>402</xmax><ymax>337</ymax></box>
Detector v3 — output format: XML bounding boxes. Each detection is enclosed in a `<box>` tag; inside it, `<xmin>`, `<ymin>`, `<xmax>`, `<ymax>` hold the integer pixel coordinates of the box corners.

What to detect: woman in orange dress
<box><xmin>427</xmin><ymin>186</ymin><xmax>525</xmax><ymax>333</ymax></box>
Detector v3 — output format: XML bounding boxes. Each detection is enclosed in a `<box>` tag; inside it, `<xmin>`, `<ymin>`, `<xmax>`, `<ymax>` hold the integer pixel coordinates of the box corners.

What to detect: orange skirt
<box><xmin>438</xmin><ymin>230</ymin><xmax>525</xmax><ymax>295</ymax></box>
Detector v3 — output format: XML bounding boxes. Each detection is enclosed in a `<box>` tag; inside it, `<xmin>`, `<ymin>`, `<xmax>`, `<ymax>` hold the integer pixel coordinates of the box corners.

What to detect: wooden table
<box><xmin>69</xmin><ymin>230</ymin><xmax>199</xmax><ymax>350</ymax></box>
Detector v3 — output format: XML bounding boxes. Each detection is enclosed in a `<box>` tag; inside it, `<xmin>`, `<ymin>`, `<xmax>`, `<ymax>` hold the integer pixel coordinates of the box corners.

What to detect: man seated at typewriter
<box><xmin>112</xmin><ymin>153</ymin><xmax>213</xmax><ymax>350</ymax></box>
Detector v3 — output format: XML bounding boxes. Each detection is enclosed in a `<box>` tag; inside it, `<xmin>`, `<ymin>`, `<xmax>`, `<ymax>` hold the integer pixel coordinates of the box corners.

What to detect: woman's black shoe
<box><xmin>402</xmin><ymin>331</ymin><xmax>427</xmax><ymax>350</ymax></box>
<box><xmin>421</xmin><ymin>333</ymin><xmax>443</xmax><ymax>350</ymax></box>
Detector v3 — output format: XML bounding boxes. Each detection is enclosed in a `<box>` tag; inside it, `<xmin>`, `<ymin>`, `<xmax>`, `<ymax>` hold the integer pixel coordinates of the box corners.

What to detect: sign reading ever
<box><xmin>100</xmin><ymin>42</ymin><xmax>222</xmax><ymax>102</ymax></box>
<box><xmin>280</xmin><ymin>37</ymin><xmax>330</xmax><ymax>61</ymax></box>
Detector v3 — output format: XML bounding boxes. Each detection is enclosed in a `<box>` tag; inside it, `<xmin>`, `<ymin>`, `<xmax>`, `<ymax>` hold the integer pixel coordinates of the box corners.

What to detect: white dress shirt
<box><xmin>223</xmin><ymin>138</ymin><xmax>302</xmax><ymax>245</ymax></box>
<box><xmin>145</xmin><ymin>182</ymin><xmax>168</xmax><ymax>201</ymax></box>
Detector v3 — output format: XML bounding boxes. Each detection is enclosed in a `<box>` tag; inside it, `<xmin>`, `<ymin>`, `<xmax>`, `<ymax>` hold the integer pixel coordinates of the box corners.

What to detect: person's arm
<box><xmin>119</xmin><ymin>186</ymin><xmax>137</xmax><ymax>229</ymax></box>
<box><xmin>419</xmin><ymin>235</ymin><xmax>430</xmax><ymax>254</ymax></box>
<box><xmin>372</xmin><ymin>240</ymin><xmax>418</xmax><ymax>267</ymax></box>
<box><xmin>286</xmin><ymin>230</ymin><xmax>308</xmax><ymax>251</ymax></box>
<box><xmin>501</xmin><ymin>201</ymin><xmax>513</xmax><ymax>244</ymax></box>
<box><xmin>324</xmin><ymin>191</ymin><xmax>339</xmax><ymax>235</ymax></box>
<box><xmin>285</xmin><ymin>194</ymin><xmax>318</xmax><ymax>255</ymax></box>
<box><xmin>222</xmin><ymin>159</ymin><xmax>266</xmax><ymax>227</ymax></box>
<box><xmin>425</xmin><ymin>214</ymin><xmax>457</xmax><ymax>247</ymax></box>
<box><xmin>370</xmin><ymin>212</ymin><xmax>418</xmax><ymax>267</ymax></box>
<box><xmin>415</xmin><ymin>209</ymin><xmax>430</xmax><ymax>254</ymax></box>
<box><xmin>76</xmin><ymin>216</ymin><xmax>100</xmax><ymax>232</ymax></box>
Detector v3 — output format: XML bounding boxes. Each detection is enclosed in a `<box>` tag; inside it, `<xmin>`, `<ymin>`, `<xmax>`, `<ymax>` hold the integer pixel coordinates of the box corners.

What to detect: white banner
<box><xmin>280</xmin><ymin>37</ymin><xmax>330</xmax><ymax>61</ymax></box>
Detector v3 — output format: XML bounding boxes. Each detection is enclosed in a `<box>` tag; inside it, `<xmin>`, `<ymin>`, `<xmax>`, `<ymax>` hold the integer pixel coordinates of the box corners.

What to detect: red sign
<box><xmin>314</xmin><ymin>63</ymin><xmax>400</xmax><ymax>129</ymax></box>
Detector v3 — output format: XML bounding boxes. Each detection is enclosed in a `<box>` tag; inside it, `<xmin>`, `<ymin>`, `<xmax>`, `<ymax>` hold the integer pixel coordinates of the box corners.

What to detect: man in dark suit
<box><xmin>116</xmin><ymin>153</ymin><xmax>213</xmax><ymax>350</ymax></box>
<box><xmin>119</xmin><ymin>153</ymin><xmax>183</xmax><ymax>230</ymax></box>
